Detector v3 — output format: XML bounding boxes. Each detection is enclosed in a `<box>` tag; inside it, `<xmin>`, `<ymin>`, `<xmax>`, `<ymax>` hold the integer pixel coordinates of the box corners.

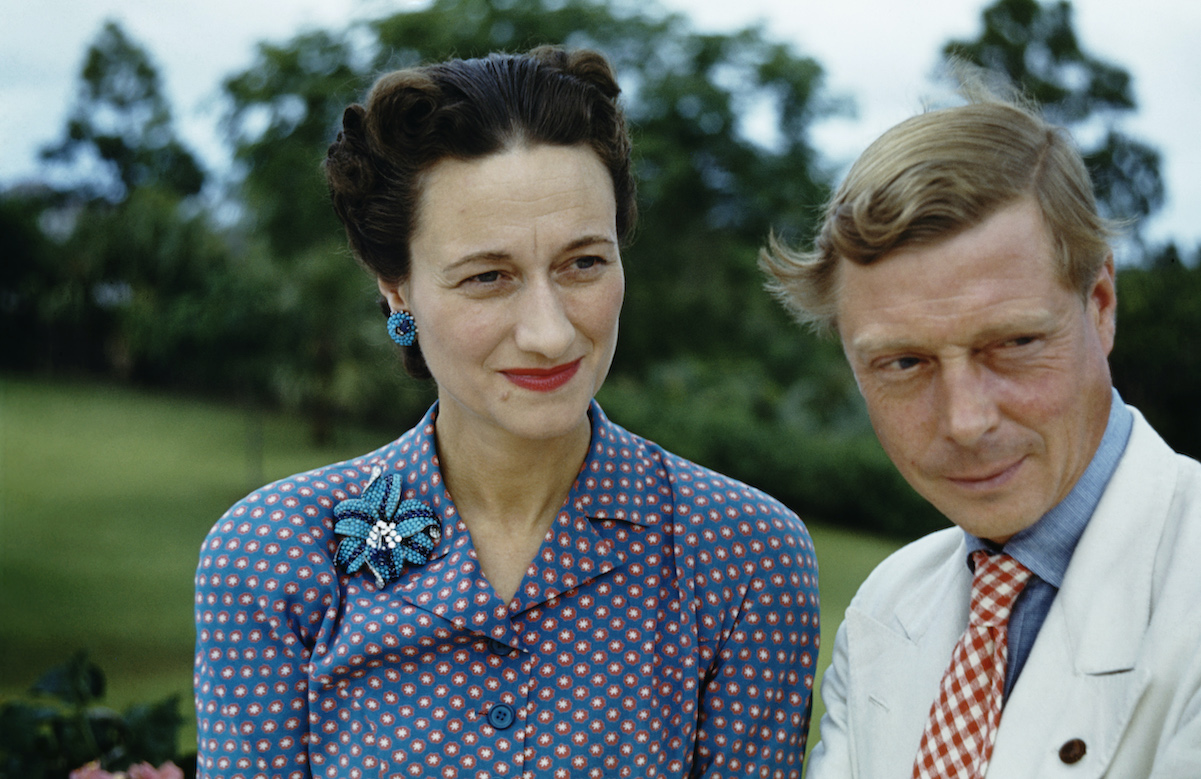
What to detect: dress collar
<box><xmin>380</xmin><ymin>400</ymin><xmax>661</xmax><ymax>548</ymax></box>
<box><xmin>360</xmin><ymin>400</ymin><xmax>665</xmax><ymax>635</ymax></box>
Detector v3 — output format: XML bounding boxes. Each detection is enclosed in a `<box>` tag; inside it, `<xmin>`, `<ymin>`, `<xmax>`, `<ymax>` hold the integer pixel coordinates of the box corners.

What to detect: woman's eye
<box><xmin>574</xmin><ymin>256</ymin><xmax>603</xmax><ymax>270</ymax></box>
<box><xmin>467</xmin><ymin>270</ymin><xmax>501</xmax><ymax>284</ymax></box>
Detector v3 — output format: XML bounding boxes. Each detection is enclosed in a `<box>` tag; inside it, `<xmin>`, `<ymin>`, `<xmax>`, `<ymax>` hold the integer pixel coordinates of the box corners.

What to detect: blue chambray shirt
<box><xmin>965</xmin><ymin>388</ymin><xmax>1133</xmax><ymax>699</ymax></box>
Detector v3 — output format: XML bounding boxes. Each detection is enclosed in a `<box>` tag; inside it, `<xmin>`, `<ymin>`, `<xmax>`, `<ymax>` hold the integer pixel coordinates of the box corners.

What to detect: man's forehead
<box><xmin>845</xmin><ymin>305</ymin><xmax>1063</xmax><ymax>356</ymax></box>
<box><xmin>832</xmin><ymin>198</ymin><xmax>1077</xmax><ymax>345</ymax></box>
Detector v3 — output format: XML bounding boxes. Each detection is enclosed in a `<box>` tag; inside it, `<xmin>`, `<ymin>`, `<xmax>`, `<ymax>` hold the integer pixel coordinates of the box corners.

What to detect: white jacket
<box><xmin>807</xmin><ymin>407</ymin><xmax>1201</xmax><ymax>778</ymax></box>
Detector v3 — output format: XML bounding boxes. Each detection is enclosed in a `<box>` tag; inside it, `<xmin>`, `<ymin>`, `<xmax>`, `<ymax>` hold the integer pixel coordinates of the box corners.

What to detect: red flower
<box><xmin>70</xmin><ymin>761</ymin><xmax>184</xmax><ymax>779</ymax></box>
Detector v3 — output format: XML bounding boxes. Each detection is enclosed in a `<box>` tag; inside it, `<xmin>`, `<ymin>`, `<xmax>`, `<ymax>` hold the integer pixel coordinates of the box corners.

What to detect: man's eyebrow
<box><xmin>849</xmin><ymin>311</ymin><xmax>1059</xmax><ymax>355</ymax></box>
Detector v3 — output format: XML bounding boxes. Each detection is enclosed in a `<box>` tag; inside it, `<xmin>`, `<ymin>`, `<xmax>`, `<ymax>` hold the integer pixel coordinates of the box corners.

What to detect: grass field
<box><xmin>0</xmin><ymin>375</ymin><xmax>905</xmax><ymax>764</ymax></box>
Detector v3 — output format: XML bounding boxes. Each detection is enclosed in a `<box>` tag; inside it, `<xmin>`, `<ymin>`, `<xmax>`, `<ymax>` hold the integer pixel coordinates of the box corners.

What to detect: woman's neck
<box><xmin>432</xmin><ymin>405</ymin><xmax>592</xmax><ymax>603</ymax></box>
<box><xmin>433</xmin><ymin>403</ymin><xmax>590</xmax><ymax>569</ymax></box>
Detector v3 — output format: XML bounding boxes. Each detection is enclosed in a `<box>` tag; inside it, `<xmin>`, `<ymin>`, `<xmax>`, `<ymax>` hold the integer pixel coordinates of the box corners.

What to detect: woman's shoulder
<box><xmin>592</xmin><ymin>403</ymin><xmax>809</xmax><ymax>542</ymax></box>
<box><xmin>202</xmin><ymin>418</ymin><xmax>431</xmax><ymax>551</ymax></box>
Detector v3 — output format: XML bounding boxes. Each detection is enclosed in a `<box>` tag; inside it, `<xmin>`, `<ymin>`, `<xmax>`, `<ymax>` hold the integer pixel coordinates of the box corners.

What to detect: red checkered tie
<box><xmin>912</xmin><ymin>551</ymin><xmax>1033</xmax><ymax>779</ymax></box>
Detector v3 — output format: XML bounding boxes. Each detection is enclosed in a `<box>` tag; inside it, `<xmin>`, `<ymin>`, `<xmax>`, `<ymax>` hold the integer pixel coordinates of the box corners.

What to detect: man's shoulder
<box><xmin>1121</xmin><ymin>404</ymin><xmax>1201</xmax><ymax>475</ymax></box>
<box><xmin>849</xmin><ymin>527</ymin><xmax>965</xmax><ymax>614</ymax></box>
<box><xmin>1108</xmin><ymin>406</ymin><xmax>1201</xmax><ymax>524</ymax></box>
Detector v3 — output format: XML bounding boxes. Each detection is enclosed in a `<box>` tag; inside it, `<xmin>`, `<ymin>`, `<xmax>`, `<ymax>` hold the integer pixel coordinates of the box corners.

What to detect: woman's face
<box><xmin>379</xmin><ymin>144</ymin><xmax>624</xmax><ymax>447</ymax></box>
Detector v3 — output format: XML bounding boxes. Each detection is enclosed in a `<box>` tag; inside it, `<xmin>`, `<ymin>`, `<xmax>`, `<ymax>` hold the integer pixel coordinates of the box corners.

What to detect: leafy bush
<box><xmin>0</xmin><ymin>653</ymin><xmax>194</xmax><ymax>779</ymax></box>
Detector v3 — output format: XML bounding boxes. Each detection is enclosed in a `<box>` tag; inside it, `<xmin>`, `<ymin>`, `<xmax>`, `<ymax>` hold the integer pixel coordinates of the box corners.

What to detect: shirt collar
<box><xmin>965</xmin><ymin>387</ymin><xmax>1133</xmax><ymax>585</ymax></box>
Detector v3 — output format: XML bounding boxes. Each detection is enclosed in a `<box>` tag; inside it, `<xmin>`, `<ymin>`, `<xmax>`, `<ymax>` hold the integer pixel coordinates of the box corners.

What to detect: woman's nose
<box><xmin>513</xmin><ymin>280</ymin><xmax>574</xmax><ymax>358</ymax></box>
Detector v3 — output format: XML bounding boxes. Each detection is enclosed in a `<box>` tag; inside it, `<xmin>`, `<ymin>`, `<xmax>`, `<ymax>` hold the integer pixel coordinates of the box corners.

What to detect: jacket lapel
<box><xmin>845</xmin><ymin>530</ymin><xmax>973</xmax><ymax>776</ymax></box>
<box><xmin>986</xmin><ymin>412</ymin><xmax>1172</xmax><ymax>777</ymax></box>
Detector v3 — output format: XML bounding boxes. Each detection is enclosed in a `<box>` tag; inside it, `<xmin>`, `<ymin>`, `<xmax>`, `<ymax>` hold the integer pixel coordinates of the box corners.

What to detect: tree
<box><xmin>222</xmin><ymin>29</ymin><xmax>428</xmax><ymax>444</ymax></box>
<box><xmin>1111</xmin><ymin>245</ymin><xmax>1201</xmax><ymax>460</ymax></box>
<box><xmin>20</xmin><ymin>21</ymin><xmax>236</xmax><ymax>383</ymax></box>
<box><xmin>944</xmin><ymin>0</ymin><xmax>1164</xmax><ymax>246</ymax></box>
<box><xmin>214</xmin><ymin>0</ymin><xmax>941</xmax><ymax>529</ymax></box>
<box><xmin>41</xmin><ymin>21</ymin><xmax>204</xmax><ymax>203</ymax></box>
<box><xmin>222</xmin><ymin>29</ymin><xmax>357</xmax><ymax>260</ymax></box>
<box><xmin>0</xmin><ymin>187</ymin><xmax>57</xmax><ymax>370</ymax></box>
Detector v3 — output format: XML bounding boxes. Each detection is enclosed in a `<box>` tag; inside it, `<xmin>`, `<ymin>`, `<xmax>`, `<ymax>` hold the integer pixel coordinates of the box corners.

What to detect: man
<box><xmin>762</xmin><ymin>94</ymin><xmax>1201</xmax><ymax>777</ymax></box>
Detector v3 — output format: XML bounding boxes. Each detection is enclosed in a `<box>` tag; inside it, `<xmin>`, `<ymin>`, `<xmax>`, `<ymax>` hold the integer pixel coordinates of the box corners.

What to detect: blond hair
<box><xmin>761</xmin><ymin>94</ymin><xmax>1115</xmax><ymax>333</ymax></box>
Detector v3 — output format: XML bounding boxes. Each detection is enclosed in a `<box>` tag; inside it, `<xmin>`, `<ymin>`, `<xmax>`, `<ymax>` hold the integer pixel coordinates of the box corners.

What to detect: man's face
<box><xmin>836</xmin><ymin>197</ymin><xmax>1116</xmax><ymax>542</ymax></box>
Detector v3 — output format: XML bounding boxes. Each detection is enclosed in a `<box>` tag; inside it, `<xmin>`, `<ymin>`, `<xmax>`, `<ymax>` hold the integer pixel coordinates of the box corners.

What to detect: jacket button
<box><xmin>1059</xmin><ymin>738</ymin><xmax>1087</xmax><ymax>764</ymax></box>
<box><xmin>488</xmin><ymin>638</ymin><xmax>512</xmax><ymax>656</ymax></box>
<box><xmin>487</xmin><ymin>703</ymin><xmax>515</xmax><ymax>730</ymax></box>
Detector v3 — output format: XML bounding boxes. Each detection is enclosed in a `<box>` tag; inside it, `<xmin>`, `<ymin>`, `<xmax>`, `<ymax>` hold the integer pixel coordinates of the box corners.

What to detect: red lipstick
<box><xmin>502</xmin><ymin>359</ymin><xmax>582</xmax><ymax>392</ymax></box>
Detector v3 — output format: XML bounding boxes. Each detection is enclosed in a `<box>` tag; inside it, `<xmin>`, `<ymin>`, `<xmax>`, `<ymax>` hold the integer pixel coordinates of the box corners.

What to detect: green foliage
<box><xmin>0</xmin><ymin>653</ymin><xmax>192</xmax><ymax>777</ymax></box>
<box><xmin>221</xmin><ymin>25</ymin><xmax>442</xmax><ymax>443</ymax></box>
<box><xmin>41</xmin><ymin>21</ymin><xmax>204</xmax><ymax>203</ymax></box>
<box><xmin>222</xmin><ymin>29</ymin><xmax>357</xmax><ymax>259</ymax></box>
<box><xmin>55</xmin><ymin>191</ymin><xmax>235</xmax><ymax>381</ymax></box>
<box><xmin>598</xmin><ymin>356</ymin><xmax>944</xmax><ymax>535</ymax></box>
<box><xmin>14</xmin><ymin>0</ymin><xmax>1195</xmax><ymax>538</ymax></box>
<box><xmin>1111</xmin><ymin>246</ymin><xmax>1201</xmax><ymax>459</ymax></box>
<box><xmin>0</xmin><ymin>189</ymin><xmax>58</xmax><ymax>369</ymax></box>
<box><xmin>7</xmin><ymin>21</ymin><xmax>229</xmax><ymax>385</ymax></box>
<box><xmin>944</xmin><ymin>0</ymin><xmax>1164</xmax><ymax>235</ymax></box>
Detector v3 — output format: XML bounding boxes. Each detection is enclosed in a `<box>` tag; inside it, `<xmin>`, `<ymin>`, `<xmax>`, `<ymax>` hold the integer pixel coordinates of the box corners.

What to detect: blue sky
<box><xmin>4</xmin><ymin>0</ymin><xmax>1198</xmax><ymax>258</ymax></box>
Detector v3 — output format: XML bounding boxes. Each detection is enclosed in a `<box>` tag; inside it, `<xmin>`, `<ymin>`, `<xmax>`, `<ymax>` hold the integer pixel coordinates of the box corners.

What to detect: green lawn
<box><xmin>0</xmin><ymin>377</ymin><xmax>392</xmax><ymax>733</ymax></box>
<box><xmin>0</xmin><ymin>375</ymin><xmax>905</xmax><ymax>764</ymax></box>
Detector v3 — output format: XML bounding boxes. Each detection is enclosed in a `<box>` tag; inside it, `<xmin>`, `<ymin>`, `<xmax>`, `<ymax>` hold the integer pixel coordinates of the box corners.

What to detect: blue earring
<box><xmin>387</xmin><ymin>310</ymin><xmax>417</xmax><ymax>347</ymax></box>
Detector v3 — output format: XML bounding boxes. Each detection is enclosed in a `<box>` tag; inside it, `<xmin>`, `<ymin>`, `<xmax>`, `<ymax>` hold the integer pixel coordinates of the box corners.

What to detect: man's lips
<box><xmin>945</xmin><ymin>457</ymin><xmax>1025</xmax><ymax>491</ymax></box>
<box><xmin>502</xmin><ymin>358</ymin><xmax>582</xmax><ymax>392</ymax></box>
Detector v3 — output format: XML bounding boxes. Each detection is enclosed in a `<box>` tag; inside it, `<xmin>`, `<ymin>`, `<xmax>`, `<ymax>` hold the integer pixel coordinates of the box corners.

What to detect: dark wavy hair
<box><xmin>323</xmin><ymin>46</ymin><xmax>636</xmax><ymax>379</ymax></box>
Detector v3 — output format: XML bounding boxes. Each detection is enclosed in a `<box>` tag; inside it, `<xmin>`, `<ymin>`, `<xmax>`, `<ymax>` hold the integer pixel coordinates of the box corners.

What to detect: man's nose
<box><xmin>939</xmin><ymin>359</ymin><xmax>1000</xmax><ymax>447</ymax></box>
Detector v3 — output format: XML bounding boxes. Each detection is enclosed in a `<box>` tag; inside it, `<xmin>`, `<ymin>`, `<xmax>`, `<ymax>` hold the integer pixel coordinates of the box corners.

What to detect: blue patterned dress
<box><xmin>195</xmin><ymin>402</ymin><xmax>819</xmax><ymax>778</ymax></box>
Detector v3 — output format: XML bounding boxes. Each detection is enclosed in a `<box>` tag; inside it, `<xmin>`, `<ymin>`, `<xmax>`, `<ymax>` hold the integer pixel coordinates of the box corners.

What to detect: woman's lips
<box><xmin>502</xmin><ymin>358</ymin><xmax>582</xmax><ymax>392</ymax></box>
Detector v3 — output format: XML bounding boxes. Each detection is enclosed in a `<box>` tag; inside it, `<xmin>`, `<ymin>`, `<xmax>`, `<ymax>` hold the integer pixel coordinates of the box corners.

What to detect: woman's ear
<box><xmin>377</xmin><ymin>277</ymin><xmax>410</xmax><ymax>312</ymax></box>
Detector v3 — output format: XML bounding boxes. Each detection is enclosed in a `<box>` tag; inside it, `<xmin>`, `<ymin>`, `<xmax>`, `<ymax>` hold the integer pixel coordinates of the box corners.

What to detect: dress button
<box><xmin>488</xmin><ymin>638</ymin><xmax>512</xmax><ymax>656</ymax></box>
<box><xmin>487</xmin><ymin>703</ymin><xmax>515</xmax><ymax>730</ymax></box>
<box><xmin>1059</xmin><ymin>738</ymin><xmax>1087</xmax><ymax>764</ymax></box>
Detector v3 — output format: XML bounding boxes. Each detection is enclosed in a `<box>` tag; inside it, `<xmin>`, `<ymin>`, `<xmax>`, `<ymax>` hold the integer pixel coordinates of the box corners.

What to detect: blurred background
<box><xmin>2</xmin><ymin>0</ymin><xmax>1199</xmax><ymax>769</ymax></box>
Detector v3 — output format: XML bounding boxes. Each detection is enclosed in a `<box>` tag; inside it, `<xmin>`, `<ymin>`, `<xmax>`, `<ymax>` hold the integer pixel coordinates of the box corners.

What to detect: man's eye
<box><xmin>885</xmin><ymin>356</ymin><xmax>923</xmax><ymax>371</ymax></box>
<box><xmin>467</xmin><ymin>270</ymin><xmax>501</xmax><ymax>284</ymax></box>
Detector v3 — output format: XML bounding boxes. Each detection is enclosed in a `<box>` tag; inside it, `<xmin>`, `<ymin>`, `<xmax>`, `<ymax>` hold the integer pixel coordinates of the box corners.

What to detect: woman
<box><xmin>195</xmin><ymin>46</ymin><xmax>818</xmax><ymax>779</ymax></box>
